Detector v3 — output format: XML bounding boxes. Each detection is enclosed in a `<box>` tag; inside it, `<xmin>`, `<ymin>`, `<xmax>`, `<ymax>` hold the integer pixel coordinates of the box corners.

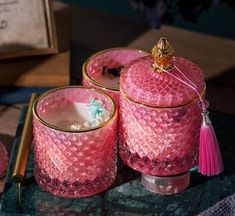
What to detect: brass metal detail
<box><xmin>152</xmin><ymin>37</ymin><xmax>174</xmax><ymax>72</ymax></box>
<box><xmin>12</xmin><ymin>93</ymin><xmax>39</xmax><ymax>183</ymax></box>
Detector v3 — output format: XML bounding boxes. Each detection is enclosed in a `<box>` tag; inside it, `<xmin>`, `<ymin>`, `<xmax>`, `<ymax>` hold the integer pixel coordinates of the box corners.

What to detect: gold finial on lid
<box><xmin>152</xmin><ymin>37</ymin><xmax>174</xmax><ymax>72</ymax></box>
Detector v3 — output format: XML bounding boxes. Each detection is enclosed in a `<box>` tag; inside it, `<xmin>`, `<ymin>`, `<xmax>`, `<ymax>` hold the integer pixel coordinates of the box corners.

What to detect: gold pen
<box><xmin>12</xmin><ymin>93</ymin><xmax>39</xmax><ymax>183</ymax></box>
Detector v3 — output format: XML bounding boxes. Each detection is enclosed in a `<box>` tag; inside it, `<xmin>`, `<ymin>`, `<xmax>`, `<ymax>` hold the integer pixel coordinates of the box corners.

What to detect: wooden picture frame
<box><xmin>0</xmin><ymin>0</ymin><xmax>58</xmax><ymax>59</ymax></box>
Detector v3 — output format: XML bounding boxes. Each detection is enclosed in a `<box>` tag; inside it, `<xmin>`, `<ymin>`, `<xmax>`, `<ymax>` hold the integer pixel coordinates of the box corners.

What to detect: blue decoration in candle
<box><xmin>88</xmin><ymin>98</ymin><xmax>105</xmax><ymax>119</ymax></box>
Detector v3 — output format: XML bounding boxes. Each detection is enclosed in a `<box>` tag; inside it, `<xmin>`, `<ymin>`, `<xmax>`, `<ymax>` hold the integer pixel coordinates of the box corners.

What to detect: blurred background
<box><xmin>61</xmin><ymin>0</ymin><xmax>235</xmax><ymax>39</ymax></box>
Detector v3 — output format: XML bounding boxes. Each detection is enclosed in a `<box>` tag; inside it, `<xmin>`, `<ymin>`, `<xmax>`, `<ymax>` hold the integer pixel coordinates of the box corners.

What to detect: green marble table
<box><xmin>0</xmin><ymin>107</ymin><xmax>234</xmax><ymax>215</ymax></box>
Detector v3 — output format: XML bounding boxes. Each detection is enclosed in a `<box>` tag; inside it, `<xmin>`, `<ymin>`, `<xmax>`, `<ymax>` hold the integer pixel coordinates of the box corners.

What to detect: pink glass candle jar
<box><xmin>0</xmin><ymin>142</ymin><xmax>8</xmax><ymax>178</ymax></box>
<box><xmin>82</xmin><ymin>48</ymin><xmax>149</xmax><ymax>105</ymax></box>
<box><xmin>33</xmin><ymin>86</ymin><xmax>117</xmax><ymax>198</ymax></box>
<box><xmin>119</xmin><ymin>38</ymin><xmax>205</xmax><ymax>195</ymax></box>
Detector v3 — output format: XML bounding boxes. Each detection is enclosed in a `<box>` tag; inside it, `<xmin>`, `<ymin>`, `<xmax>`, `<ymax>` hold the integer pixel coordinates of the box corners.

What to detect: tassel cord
<box><xmin>153</xmin><ymin>63</ymin><xmax>223</xmax><ymax>176</ymax></box>
<box><xmin>154</xmin><ymin>64</ymin><xmax>206</xmax><ymax>111</ymax></box>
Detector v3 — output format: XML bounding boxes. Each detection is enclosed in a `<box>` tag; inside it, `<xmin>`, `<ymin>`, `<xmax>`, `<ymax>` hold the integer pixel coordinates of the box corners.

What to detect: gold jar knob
<box><xmin>152</xmin><ymin>37</ymin><xmax>174</xmax><ymax>72</ymax></box>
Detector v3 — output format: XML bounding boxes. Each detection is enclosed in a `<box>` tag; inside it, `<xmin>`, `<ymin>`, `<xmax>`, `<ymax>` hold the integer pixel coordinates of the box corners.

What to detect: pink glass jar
<box><xmin>33</xmin><ymin>86</ymin><xmax>118</xmax><ymax>198</ymax></box>
<box><xmin>82</xmin><ymin>48</ymin><xmax>149</xmax><ymax>105</ymax></box>
<box><xmin>119</xmin><ymin>38</ymin><xmax>205</xmax><ymax>195</ymax></box>
<box><xmin>0</xmin><ymin>142</ymin><xmax>8</xmax><ymax>178</ymax></box>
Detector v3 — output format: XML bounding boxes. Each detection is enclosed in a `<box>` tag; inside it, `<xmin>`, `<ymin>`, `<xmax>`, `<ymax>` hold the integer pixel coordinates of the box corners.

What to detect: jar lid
<box><xmin>120</xmin><ymin>37</ymin><xmax>205</xmax><ymax>107</ymax></box>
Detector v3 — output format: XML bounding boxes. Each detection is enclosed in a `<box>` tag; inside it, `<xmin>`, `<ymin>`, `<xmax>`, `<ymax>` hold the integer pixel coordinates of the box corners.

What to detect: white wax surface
<box><xmin>42</xmin><ymin>102</ymin><xmax>110</xmax><ymax>130</ymax></box>
<box><xmin>93</xmin><ymin>74</ymin><xmax>119</xmax><ymax>89</ymax></box>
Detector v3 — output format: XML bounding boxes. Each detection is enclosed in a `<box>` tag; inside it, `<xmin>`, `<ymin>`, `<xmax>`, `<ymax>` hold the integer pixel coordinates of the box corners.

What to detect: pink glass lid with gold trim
<box><xmin>120</xmin><ymin>38</ymin><xmax>205</xmax><ymax>107</ymax></box>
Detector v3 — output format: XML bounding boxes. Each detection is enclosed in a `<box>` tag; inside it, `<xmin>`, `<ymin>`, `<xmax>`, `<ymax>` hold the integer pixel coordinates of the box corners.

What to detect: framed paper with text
<box><xmin>0</xmin><ymin>0</ymin><xmax>58</xmax><ymax>59</ymax></box>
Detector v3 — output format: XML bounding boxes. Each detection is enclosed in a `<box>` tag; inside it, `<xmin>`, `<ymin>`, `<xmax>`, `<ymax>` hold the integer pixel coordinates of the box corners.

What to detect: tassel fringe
<box><xmin>154</xmin><ymin>63</ymin><xmax>224</xmax><ymax>177</ymax></box>
<box><xmin>198</xmin><ymin>111</ymin><xmax>223</xmax><ymax>176</ymax></box>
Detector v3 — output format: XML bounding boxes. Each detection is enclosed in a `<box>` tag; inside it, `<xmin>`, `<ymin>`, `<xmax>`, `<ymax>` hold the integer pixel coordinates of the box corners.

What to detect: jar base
<box><xmin>34</xmin><ymin>166</ymin><xmax>117</xmax><ymax>198</ymax></box>
<box><xmin>141</xmin><ymin>172</ymin><xmax>190</xmax><ymax>195</ymax></box>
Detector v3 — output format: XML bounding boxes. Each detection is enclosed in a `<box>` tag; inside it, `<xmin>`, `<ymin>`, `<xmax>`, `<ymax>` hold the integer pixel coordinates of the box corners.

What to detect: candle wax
<box><xmin>42</xmin><ymin>102</ymin><xmax>110</xmax><ymax>130</ymax></box>
<box><xmin>93</xmin><ymin>74</ymin><xmax>120</xmax><ymax>89</ymax></box>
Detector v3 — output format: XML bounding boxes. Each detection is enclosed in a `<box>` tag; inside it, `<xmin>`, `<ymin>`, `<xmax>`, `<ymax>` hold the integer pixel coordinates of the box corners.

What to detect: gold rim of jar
<box><xmin>82</xmin><ymin>47</ymin><xmax>149</xmax><ymax>92</ymax></box>
<box><xmin>33</xmin><ymin>86</ymin><xmax>117</xmax><ymax>133</ymax></box>
<box><xmin>120</xmin><ymin>84</ymin><xmax>206</xmax><ymax>109</ymax></box>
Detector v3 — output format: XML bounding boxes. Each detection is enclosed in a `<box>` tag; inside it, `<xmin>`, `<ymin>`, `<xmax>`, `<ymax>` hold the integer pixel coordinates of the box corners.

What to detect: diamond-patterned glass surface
<box><xmin>33</xmin><ymin>87</ymin><xmax>118</xmax><ymax>198</ymax></box>
<box><xmin>83</xmin><ymin>48</ymin><xmax>149</xmax><ymax>105</ymax></box>
<box><xmin>120</xmin><ymin>56</ymin><xmax>205</xmax><ymax>107</ymax></box>
<box><xmin>119</xmin><ymin>94</ymin><xmax>201</xmax><ymax>176</ymax></box>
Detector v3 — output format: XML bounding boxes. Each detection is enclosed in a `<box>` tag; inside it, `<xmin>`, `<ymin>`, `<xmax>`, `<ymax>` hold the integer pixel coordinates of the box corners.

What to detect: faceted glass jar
<box><xmin>82</xmin><ymin>48</ymin><xmax>149</xmax><ymax>105</ymax></box>
<box><xmin>0</xmin><ymin>142</ymin><xmax>8</xmax><ymax>178</ymax></box>
<box><xmin>119</xmin><ymin>95</ymin><xmax>201</xmax><ymax>174</ymax></box>
<box><xmin>33</xmin><ymin>86</ymin><xmax>118</xmax><ymax>198</ymax></box>
<box><xmin>119</xmin><ymin>55</ymin><xmax>205</xmax><ymax>195</ymax></box>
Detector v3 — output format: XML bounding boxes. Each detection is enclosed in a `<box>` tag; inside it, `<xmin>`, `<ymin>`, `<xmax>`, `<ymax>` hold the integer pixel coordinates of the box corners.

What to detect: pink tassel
<box><xmin>155</xmin><ymin>63</ymin><xmax>224</xmax><ymax>177</ymax></box>
<box><xmin>198</xmin><ymin>111</ymin><xmax>223</xmax><ymax>176</ymax></box>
